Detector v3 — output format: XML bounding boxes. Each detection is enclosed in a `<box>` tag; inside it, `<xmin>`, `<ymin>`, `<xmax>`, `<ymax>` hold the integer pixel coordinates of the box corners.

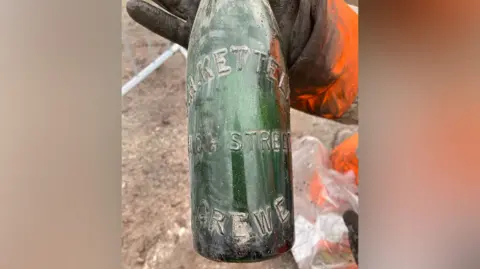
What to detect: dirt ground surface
<box><xmin>122</xmin><ymin>4</ymin><xmax>358</xmax><ymax>269</ymax></box>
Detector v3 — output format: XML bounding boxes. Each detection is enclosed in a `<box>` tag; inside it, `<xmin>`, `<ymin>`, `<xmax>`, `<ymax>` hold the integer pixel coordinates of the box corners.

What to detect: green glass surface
<box><xmin>186</xmin><ymin>0</ymin><xmax>294</xmax><ymax>262</ymax></box>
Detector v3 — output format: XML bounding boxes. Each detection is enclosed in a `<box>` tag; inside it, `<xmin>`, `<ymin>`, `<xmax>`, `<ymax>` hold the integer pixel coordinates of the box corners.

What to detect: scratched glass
<box><xmin>186</xmin><ymin>0</ymin><xmax>294</xmax><ymax>262</ymax></box>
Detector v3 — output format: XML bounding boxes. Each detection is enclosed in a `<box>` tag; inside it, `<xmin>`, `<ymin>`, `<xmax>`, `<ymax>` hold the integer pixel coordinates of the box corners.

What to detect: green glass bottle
<box><xmin>186</xmin><ymin>0</ymin><xmax>294</xmax><ymax>262</ymax></box>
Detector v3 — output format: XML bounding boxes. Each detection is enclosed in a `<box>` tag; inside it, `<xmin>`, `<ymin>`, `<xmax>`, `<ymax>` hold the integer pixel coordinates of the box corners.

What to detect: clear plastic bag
<box><xmin>291</xmin><ymin>136</ymin><xmax>358</xmax><ymax>269</ymax></box>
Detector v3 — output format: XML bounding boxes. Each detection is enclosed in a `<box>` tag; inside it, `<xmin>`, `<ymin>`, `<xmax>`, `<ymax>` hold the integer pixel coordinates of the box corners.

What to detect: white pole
<box><xmin>122</xmin><ymin>44</ymin><xmax>181</xmax><ymax>96</ymax></box>
<box><xmin>179</xmin><ymin>47</ymin><xmax>188</xmax><ymax>59</ymax></box>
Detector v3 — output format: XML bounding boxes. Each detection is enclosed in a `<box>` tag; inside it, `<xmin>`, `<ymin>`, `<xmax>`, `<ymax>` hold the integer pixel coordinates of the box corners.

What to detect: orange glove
<box><xmin>128</xmin><ymin>0</ymin><xmax>358</xmax><ymax>123</ymax></box>
<box><xmin>289</xmin><ymin>0</ymin><xmax>358</xmax><ymax>122</ymax></box>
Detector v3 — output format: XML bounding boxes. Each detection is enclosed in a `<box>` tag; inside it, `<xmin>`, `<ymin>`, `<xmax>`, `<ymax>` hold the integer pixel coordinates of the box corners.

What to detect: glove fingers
<box><xmin>126</xmin><ymin>0</ymin><xmax>190</xmax><ymax>48</ymax></box>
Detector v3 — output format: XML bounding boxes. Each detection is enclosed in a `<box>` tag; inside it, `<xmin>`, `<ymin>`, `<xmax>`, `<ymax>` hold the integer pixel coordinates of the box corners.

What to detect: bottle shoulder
<box><xmin>187</xmin><ymin>0</ymin><xmax>288</xmax><ymax>74</ymax></box>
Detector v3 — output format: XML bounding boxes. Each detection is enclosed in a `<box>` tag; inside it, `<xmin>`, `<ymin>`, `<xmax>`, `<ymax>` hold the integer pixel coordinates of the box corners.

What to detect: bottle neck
<box><xmin>202</xmin><ymin>0</ymin><xmax>268</xmax><ymax>8</ymax></box>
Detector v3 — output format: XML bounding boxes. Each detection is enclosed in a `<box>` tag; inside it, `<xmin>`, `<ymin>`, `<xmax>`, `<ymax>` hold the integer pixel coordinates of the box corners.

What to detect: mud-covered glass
<box><xmin>186</xmin><ymin>0</ymin><xmax>294</xmax><ymax>262</ymax></box>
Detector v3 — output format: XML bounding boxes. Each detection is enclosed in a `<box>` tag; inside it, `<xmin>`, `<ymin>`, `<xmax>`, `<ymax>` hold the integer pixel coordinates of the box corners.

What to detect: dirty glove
<box><xmin>126</xmin><ymin>0</ymin><xmax>358</xmax><ymax>123</ymax></box>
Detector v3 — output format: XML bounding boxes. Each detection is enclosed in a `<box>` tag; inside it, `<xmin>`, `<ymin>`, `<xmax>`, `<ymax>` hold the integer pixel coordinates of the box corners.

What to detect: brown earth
<box><xmin>122</xmin><ymin>4</ymin><xmax>358</xmax><ymax>269</ymax></box>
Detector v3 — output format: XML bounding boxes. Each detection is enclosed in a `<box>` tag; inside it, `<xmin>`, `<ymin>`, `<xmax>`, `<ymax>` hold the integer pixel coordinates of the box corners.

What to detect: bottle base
<box><xmin>193</xmin><ymin>240</ymin><xmax>294</xmax><ymax>263</ymax></box>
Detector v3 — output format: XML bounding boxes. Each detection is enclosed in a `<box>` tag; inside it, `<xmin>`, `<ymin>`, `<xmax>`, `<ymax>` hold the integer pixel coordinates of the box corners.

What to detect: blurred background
<box><xmin>121</xmin><ymin>1</ymin><xmax>358</xmax><ymax>268</ymax></box>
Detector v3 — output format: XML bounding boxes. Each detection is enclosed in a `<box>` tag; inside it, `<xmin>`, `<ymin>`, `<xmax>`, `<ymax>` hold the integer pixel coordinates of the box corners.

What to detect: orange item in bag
<box><xmin>330</xmin><ymin>132</ymin><xmax>359</xmax><ymax>185</ymax></box>
<box><xmin>308</xmin><ymin>133</ymin><xmax>359</xmax><ymax>207</ymax></box>
<box><xmin>309</xmin><ymin>170</ymin><xmax>327</xmax><ymax>206</ymax></box>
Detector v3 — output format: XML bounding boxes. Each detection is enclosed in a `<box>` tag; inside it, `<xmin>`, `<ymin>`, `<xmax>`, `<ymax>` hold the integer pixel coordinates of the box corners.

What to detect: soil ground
<box><xmin>122</xmin><ymin>4</ymin><xmax>358</xmax><ymax>269</ymax></box>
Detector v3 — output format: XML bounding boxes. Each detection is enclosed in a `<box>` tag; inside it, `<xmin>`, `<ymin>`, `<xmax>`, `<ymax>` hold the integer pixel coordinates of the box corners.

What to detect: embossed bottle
<box><xmin>186</xmin><ymin>0</ymin><xmax>294</xmax><ymax>262</ymax></box>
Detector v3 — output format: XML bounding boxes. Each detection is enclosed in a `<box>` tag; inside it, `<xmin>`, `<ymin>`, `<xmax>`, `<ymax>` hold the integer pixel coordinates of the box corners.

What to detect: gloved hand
<box><xmin>127</xmin><ymin>0</ymin><xmax>358</xmax><ymax>122</ymax></box>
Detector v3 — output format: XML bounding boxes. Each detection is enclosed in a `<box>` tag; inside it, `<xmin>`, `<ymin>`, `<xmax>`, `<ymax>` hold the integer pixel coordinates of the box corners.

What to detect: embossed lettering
<box><xmin>253</xmin><ymin>206</ymin><xmax>273</xmax><ymax>236</ymax></box>
<box><xmin>197</xmin><ymin>199</ymin><xmax>210</xmax><ymax>229</ymax></box>
<box><xmin>245</xmin><ymin>131</ymin><xmax>258</xmax><ymax>151</ymax></box>
<box><xmin>188</xmin><ymin>46</ymin><xmax>289</xmax><ymax>104</ymax></box>
<box><xmin>188</xmin><ymin>45</ymin><xmax>291</xmax><ymax>109</ymax></box>
<box><xmin>230</xmin><ymin>132</ymin><xmax>242</xmax><ymax>151</ymax></box>
<box><xmin>187</xmin><ymin>76</ymin><xmax>198</xmax><ymax>106</ymax></box>
<box><xmin>212</xmin><ymin>48</ymin><xmax>232</xmax><ymax>77</ymax></box>
<box><xmin>195</xmin><ymin>134</ymin><xmax>203</xmax><ymax>154</ymax></box>
<box><xmin>188</xmin><ymin>135</ymin><xmax>193</xmax><ymax>153</ymax></box>
<box><xmin>274</xmin><ymin>196</ymin><xmax>290</xmax><ymax>223</ymax></box>
<box><xmin>230</xmin><ymin>45</ymin><xmax>250</xmax><ymax>71</ymax></box>
<box><xmin>260</xmin><ymin>131</ymin><xmax>271</xmax><ymax>150</ymax></box>
<box><xmin>198</xmin><ymin>201</ymin><xmax>291</xmax><ymax>239</ymax></box>
<box><xmin>278</xmin><ymin>72</ymin><xmax>286</xmax><ymax>88</ymax></box>
<box><xmin>267</xmin><ymin>57</ymin><xmax>280</xmax><ymax>81</ymax></box>
<box><xmin>209</xmin><ymin>209</ymin><xmax>226</xmax><ymax>235</ymax></box>
<box><xmin>190</xmin><ymin>133</ymin><xmax>218</xmax><ymax>155</ymax></box>
<box><xmin>278</xmin><ymin>72</ymin><xmax>290</xmax><ymax>101</ymax></box>
<box><xmin>254</xmin><ymin>50</ymin><xmax>268</xmax><ymax>73</ymax></box>
<box><xmin>282</xmin><ymin>132</ymin><xmax>290</xmax><ymax>151</ymax></box>
<box><xmin>271</xmin><ymin>131</ymin><xmax>281</xmax><ymax>152</ymax></box>
<box><xmin>229</xmin><ymin>130</ymin><xmax>291</xmax><ymax>153</ymax></box>
<box><xmin>205</xmin><ymin>133</ymin><xmax>217</xmax><ymax>152</ymax></box>
<box><xmin>197</xmin><ymin>56</ymin><xmax>215</xmax><ymax>83</ymax></box>
<box><xmin>231</xmin><ymin>212</ymin><xmax>252</xmax><ymax>245</ymax></box>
